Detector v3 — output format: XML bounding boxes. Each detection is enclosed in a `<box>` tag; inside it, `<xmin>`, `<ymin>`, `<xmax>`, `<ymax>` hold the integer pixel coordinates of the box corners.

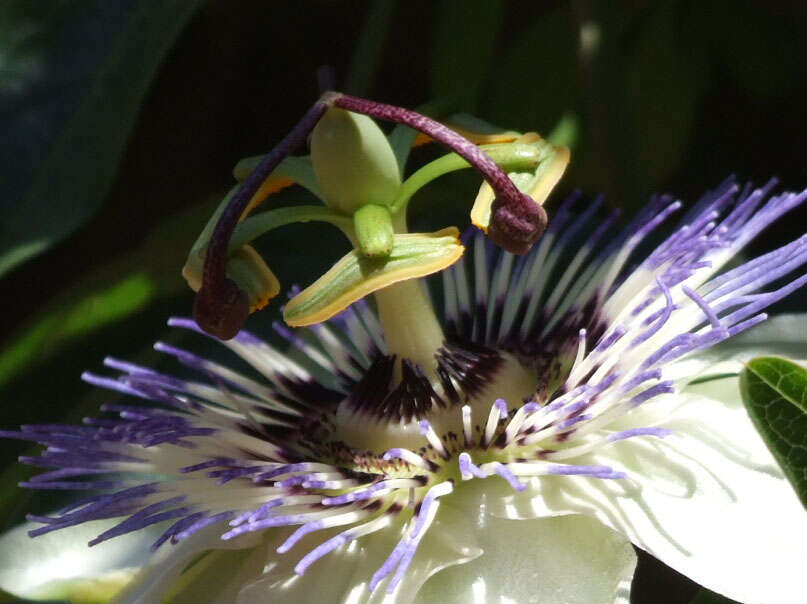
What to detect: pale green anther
<box><xmin>354</xmin><ymin>204</ymin><xmax>394</xmax><ymax>258</ymax></box>
<box><xmin>182</xmin><ymin>188</ymin><xmax>280</xmax><ymax>312</ymax></box>
<box><xmin>223</xmin><ymin>246</ymin><xmax>280</xmax><ymax>311</ymax></box>
<box><xmin>471</xmin><ymin>138</ymin><xmax>570</xmax><ymax>232</ymax></box>
<box><xmin>284</xmin><ymin>228</ymin><xmax>464</xmax><ymax>327</ymax></box>
<box><xmin>310</xmin><ymin>107</ymin><xmax>401</xmax><ymax>214</ymax></box>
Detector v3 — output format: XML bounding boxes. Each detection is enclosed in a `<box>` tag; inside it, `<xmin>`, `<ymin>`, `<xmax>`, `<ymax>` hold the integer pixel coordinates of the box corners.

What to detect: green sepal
<box><xmin>354</xmin><ymin>204</ymin><xmax>394</xmax><ymax>258</ymax></box>
<box><xmin>310</xmin><ymin>107</ymin><xmax>401</xmax><ymax>214</ymax></box>
<box><xmin>284</xmin><ymin>228</ymin><xmax>464</xmax><ymax>326</ymax></box>
<box><xmin>739</xmin><ymin>356</ymin><xmax>807</xmax><ymax>509</ymax></box>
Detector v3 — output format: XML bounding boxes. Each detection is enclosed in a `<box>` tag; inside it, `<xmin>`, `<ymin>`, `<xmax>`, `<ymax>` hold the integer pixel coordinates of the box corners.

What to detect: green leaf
<box><xmin>487</xmin><ymin>5</ymin><xmax>579</xmax><ymax>136</ymax></box>
<box><xmin>739</xmin><ymin>356</ymin><xmax>807</xmax><ymax>509</ymax></box>
<box><xmin>429</xmin><ymin>0</ymin><xmax>503</xmax><ymax>112</ymax></box>
<box><xmin>344</xmin><ymin>0</ymin><xmax>396</xmax><ymax>97</ymax></box>
<box><xmin>625</xmin><ymin>1</ymin><xmax>709</xmax><ymax>188</ymax></box>
<box><xmin>0</xmin><ymin>0</ymin><xmax>203</xmax><ymax>279</ymax></box>
<box><xmin>690</xmin><ymin>587</ymin><xmax>740</xmax><ymax>604</ymax></box>
<box><xmin>0</xmin><ymin>199</ymin><xmax>217</xmax><ymax>389</ymax></box>
<box><xmin>701</xmin><ymin>0</ymin><xmax>807</xmax><ymax>98</ymax></box>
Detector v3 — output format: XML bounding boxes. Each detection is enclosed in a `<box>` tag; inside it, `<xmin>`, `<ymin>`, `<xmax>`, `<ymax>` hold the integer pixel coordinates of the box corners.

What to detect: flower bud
<box><xmin>310</xmin><ymin>108</ymin><xmax>401</xmax><ymax>214</ymax></box>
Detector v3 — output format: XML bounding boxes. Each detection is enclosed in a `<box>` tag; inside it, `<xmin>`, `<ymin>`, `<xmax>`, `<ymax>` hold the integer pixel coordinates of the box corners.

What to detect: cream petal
<box><xmin>414</xmin><ymin>499</ymin><xmax>636</xmax><ymax>604</ymax></box>
<box><xmin>114</xmin><ymin>521</ymin><xmax>262</xmax><ymax>604</ymax></box>
<box><xmin>164</xmin><ymin>546</ymin><xmax>269</xmax><ymax>604</ymax></box>
<box><xmin>0</xmin><ymin>518</ymin><xmax>157</xmax><ymax>602</ymax></box>
<box><xmin>236</xmin><ymin>500</ymin><xmax>482</xmax><ymax>604</ymax></box>
<box><xmin>581</xmin><ymin>381</ymin><xmax>807</xmax><ymax>604</ymax></box>
<box><xmin>707</xmin><ymin>313</ymin><xmax>807</xmax><ymax>359</ymax></box>
<box><xmin>670</xmin><ymin>313</ymin><xmax>807</xmax><ymax>379</ymax></box>
<box><xmin>448</xmin><ymin>373</ymin><xmax>807</xmax><ymax>603</ymax></box>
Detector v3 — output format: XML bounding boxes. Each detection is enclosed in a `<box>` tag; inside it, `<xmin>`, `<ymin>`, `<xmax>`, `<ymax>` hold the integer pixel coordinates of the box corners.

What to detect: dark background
<box><xmin>2</xmin><ymin>1</ymin><xmax>806</xmax><ymax>602</ymax></box>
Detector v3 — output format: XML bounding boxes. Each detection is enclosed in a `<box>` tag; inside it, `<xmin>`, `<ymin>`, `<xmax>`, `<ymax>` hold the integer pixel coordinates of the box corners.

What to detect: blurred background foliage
<box><xmin>1</xmin><ymin>1</ymin><xmax>806</xmax><ymax>602</ymax></box>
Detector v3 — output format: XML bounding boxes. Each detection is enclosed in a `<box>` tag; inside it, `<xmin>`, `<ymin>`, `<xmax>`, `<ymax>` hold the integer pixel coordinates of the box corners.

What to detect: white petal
<box><xmin>586</xmin><ymin>380</ymin><xmax>807</xmax><ymax>604</ymax></box>
<box><xmin>0</xmin><ymin>518</ymin><xmax>157</xmax><ymax>601</ymax></box>
<box><xmin>114</xmin><ymin>521</ymin><xmax>263</xmax><ymax>604</ymax></box>
<box><xmin>458</xmin><ymin>373</ymin><xmax>807</xmax><ymax>603</ymax></box>
<box><xmin>163</xmin><ymin>546</ymin><xmax>268</xmax><ymax>604</ymax></box>
<box><xmin>413</xmin><ymin>501</ymin><xmax>636</xmax><ymax>604</ymax></box>
<box><xmin>236</xmin><ymin>501</ymin><xmax>482</xmax><ymax>604</ymax></box>
<box><xmin>712</xmin><ymin>313</ymin><xmax>807</xmax><ymax>358</ymax></box>
<box><xmin>674</xmin><ymin>313</ymin><xmax>807</xmax><ymax>379</ymax></box>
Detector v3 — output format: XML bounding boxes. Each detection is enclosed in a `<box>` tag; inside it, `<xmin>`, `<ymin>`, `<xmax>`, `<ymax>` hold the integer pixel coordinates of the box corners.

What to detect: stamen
<box><xmin>332</xmin><ymin>94</ymin><xmax>548</xmax><ymax>255</ymax></box>
<box><xmin>541</xmin><ymin>426</ymin><xmax>671</xmax><ymax>460</ymax></box>
<box><xmin>9</xmin><ymin>175</ymin><xmax>807</xmax><ymax>602</ymax></box>
<box><xmin>503</xmin><ymin>401</ymin><xmax>540</xmax><ymax>444</ymax></box>
<box><xmin>630</xmin><ymin>277</ymin><xmax>674</xmax><ymax>347</ymax></box>
<box><xmin>277</xmin><ymin>506</ymin><xmax>371</xmax><ymax>554</ymax></box>
<box><xmin>571</xmin><ymin>328</ymin><xmax>587</xmax><ymax>374</ymax></box>
<box><xmin>173</xmin><ymin>512</ymin><xmax>234</xmax><ymax>543</ymax></box>
<box><xmin>473</xmin><ymin>230</ymin><xmax>490</xmax><ymax>342</ymax></box>
<box><xmin>255</xmin><ymin>463</ymin><xmax>338</xmax><ymax>481</ymax></box>
<box><xmin>321</xmin><ymin>479</ymin><xmax>423</xmax><ymax>506</ymax></box>
<box><xmin>682</xmin><ymin>285</ymin><xmax>722</xmax><ymax>329</ymax></box>
<box><xmin>221</xmin><ymin>506</ymin><xmax>346</xmax><ymax>541</ymax></box>
<box><xmin>504</xmin><ymin>462</ymin><xmax>624</xmax><ymax>479</ymax></box>
<box><xmin>490</xmin><ymin>462</ymin><xmax>527</xmax><ymax>491</ymax></box>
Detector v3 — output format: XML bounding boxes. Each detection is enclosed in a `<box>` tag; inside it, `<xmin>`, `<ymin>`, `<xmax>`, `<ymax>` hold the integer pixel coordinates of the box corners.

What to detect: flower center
<box><xmin>332</xmin><ymin>350</ymin><xmax>539</xmax><ymax>455</ymax></box>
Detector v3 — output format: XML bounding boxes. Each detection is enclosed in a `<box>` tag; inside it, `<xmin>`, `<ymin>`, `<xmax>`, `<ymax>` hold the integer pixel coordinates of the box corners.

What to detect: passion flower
<box><xmin>1</xmin><ymin>95</ymin><xmax>806</xmax><ymax>604</ymax></box>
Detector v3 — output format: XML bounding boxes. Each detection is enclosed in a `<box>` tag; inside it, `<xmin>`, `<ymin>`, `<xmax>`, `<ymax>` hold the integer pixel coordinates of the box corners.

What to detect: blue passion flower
<box><xmin>1</xmin><ymin>94</ymin><xmax>806</xmax><ymax>604</ymax></box>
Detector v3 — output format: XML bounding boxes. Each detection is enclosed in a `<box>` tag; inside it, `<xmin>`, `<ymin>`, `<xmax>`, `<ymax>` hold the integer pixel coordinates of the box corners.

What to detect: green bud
<box><xmin>354</xmin><ymin>204</ymin><xmax>394</xmax><ymax>258</ymax></box>
<box><xmin>310</xmin><ymin>108</ymin><xmax>401</xmax><ymax>214</ymax></box>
